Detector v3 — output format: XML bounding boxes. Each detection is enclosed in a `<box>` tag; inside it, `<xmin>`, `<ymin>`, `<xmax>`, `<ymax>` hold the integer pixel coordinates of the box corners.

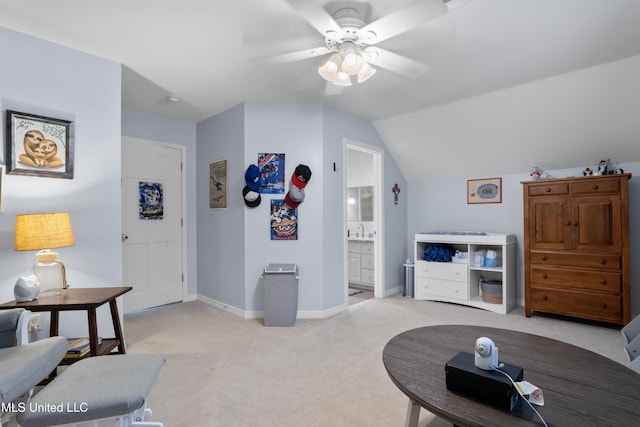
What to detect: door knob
<box><xmin>122</xmin><ymin>234</ymin><xmax>129</xmax><ymax>242</ymax></box>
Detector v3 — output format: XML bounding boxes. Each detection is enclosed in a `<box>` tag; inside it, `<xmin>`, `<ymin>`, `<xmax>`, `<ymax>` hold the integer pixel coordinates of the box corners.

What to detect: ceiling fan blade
<box><xmin>364</xmin><ymin>47</ymin><xmax>430</xmax><ymax>79</ymax></box>
<box><xmin>359</xmin><ymin>0</ymin><xmax>448</xmax><ymax>44</ymax></box>
<box><xmin>282</xmin><ymin>0</ymin><xmax>342</xmax><ymax>36</ymax></box>
<box><xmin>254</xmin><ymin>47</ymin><xmax>331</xmax><ymax>65</ymax></box>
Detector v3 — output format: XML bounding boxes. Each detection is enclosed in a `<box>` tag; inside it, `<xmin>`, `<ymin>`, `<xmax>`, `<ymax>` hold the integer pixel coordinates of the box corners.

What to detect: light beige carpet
<box><xmin>123</xmin><ymin>296</ymin><xmax>628</xmax><ymax>427</ymax></box>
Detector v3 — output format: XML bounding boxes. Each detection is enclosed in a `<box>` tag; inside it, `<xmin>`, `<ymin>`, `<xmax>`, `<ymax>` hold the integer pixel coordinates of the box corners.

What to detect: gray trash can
<box><xmin>263</xmin><ymin>263</ymin><xmax>299</xmax><ymax>326</ymax></box>
<box><xmin>403</xmin><ymin>258</ymin><xmax>414</xmax><ymax>298</ymax></box>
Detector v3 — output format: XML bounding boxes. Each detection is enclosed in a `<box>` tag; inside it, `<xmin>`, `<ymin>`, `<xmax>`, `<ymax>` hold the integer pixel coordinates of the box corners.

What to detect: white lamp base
<box><xmin>34</xmin><ymin>261</ymin><xmax>63</xmax><ymax>295</ymax></box>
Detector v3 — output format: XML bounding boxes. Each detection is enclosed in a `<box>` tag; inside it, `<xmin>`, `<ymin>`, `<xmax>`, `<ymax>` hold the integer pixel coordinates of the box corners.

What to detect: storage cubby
<box><xmin>414</xmin><ymin>233</ymin><xmax>516</xmax><ymax>314</ymax></box>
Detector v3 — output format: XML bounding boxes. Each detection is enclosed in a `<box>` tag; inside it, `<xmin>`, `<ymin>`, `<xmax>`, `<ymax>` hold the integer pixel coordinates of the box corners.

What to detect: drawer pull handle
<box><xmin>542</xmin><ymin>274</ymin><xmax>548</xmax><ymax>279</ymax></box>
<box><xmin>565</xmin><ymin>220</ymin><xmax>571</xmax><ymax>226</ymax></box>
<box><xmin>543</xmin><ymin>295</ymin><xmax>548</xmax><ymax>301</ymax></box>
<box><xmin>571</xmin><ymin>221</ymin><xmax>578</xmax><ymax>226</ymax></box>
<box><xmin>600</xmin><ymin>279</ymin><xmax>607</xmax><ymax>285</ymax></box>
<box><xmin>599</xmin><ymin>259</ymin><xmax>606</xmax><ymax>265</ymax></box>
<box><xmin>601</xmin><ymin>303</ymin><xmax>607</xmax><ymax>309</ymax></box>
<box><xmin>541</xmin><ymin>256</ymin><xmax>548</xmax><ymax>261</ymax></box>
<box><xmin>593</xmin><ymin>185</ymin><xmax>599</xmax><ymax>190</ymax></box>
<box><xmin>545</xmin><ymin>187</ymin><xmax>551</xmax><ymax>192</ymax></box>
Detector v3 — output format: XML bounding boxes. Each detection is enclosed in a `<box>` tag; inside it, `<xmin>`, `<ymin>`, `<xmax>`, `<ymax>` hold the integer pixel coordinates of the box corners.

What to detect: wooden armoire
<box><xmin>522</xmin><ymin>174</ymin><xmax>631</xmax><ymax>325</ymax></box>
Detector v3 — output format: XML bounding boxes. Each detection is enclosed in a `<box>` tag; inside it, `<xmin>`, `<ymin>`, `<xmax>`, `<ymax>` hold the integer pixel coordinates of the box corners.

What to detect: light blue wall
<box><xmin>195</xmin><ymin>102</ymin><xmax>408</xmax><ymax>315</ymax></box>
<box><xmin>0</xmin><ymin>27</ymin><xmax>122</xmax><ymax>337</ymax></box>
<box><xmin>196</xmin><ymin>104</ymin><xmax>246</xmax><ymax>308</ymax></box>
<box><xmin>408</xmin><ymin>163</ymin><xmax>640</xmax><ymax>315</ymax></box>
<box><xmin>243</xmin><ymin>103</ymin><xmax>324</xmax><ymax>313</ymax></box>
<box><xmin>121</xmin><ymin>106</ymin><xmax>198</xmax><ymax>296</ymax></box>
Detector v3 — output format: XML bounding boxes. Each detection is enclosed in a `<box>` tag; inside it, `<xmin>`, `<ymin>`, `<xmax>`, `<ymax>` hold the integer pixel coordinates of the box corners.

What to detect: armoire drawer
<box><xmin>415</xmin><ymin>277</ymin><xmax>467</xmax><ymax>300</ymax></box>
<box><xmin>530</xmin><ymin>267</ymin><xmax>621</xmax><ymax>293</ymax></box>
<box><xmin>527</xmin><ymin>183</ymin><xmax>569</xmax><ymax>196</ymax></box>
<box><xmin>530</xmin><ymin>287</ymin><xmax>621</xmax><ymax>322</ymax></box>
<box><xmin>415</xmin><ymin>261</ymin><xmax>467</xmax><ymax>282</ymax></box>
<box><xmin>571</xmin><ymin>178</ymin><xmax>620</xmax><ymax>195</ymax></box>
<box><xmin>530</xmin><ymin>251</ymin><xmax>621</xmax><ymax>270</ymax></box>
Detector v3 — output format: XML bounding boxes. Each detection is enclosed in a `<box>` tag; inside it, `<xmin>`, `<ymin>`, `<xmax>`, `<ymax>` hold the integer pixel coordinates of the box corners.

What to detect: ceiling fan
<box><xmin>254</xmin><ymin>0</ymin><xmax>450</xmax><ymax>89</ymax></box>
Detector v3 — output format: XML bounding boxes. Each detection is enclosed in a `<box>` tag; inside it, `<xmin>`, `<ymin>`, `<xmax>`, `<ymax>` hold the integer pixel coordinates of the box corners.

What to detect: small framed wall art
<box><xmin>209</xmin><ymin>159</ymin><xmax>227</xmax><ymax>209</ymax></box>
<box><xmin>467</xmin><ymin>177</ymin><xmax>502</xmax><ymax>204</ymax></box>
<box><xmin>5</xmin><ymin>110</ymin><xmax>74</xmax><ymax>179</ymax></box>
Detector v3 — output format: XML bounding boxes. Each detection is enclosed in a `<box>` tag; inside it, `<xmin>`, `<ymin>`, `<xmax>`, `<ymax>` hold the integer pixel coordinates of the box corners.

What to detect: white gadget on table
<box><xmin>474</xmin><ymin>336</ymin><xmax>502</xmax><ymax>370</ymax></box>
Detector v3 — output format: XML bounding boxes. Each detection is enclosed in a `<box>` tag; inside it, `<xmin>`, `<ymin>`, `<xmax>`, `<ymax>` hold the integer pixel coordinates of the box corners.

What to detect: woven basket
<box><xmin>482</xmin><ymin>292</ymin><xmax>502</xmax><ymax>304</ymax></box>
<box><xmin>480</xmin><ymin>279</ymin><xmax>502</xmax><ymax>304</ymax></box>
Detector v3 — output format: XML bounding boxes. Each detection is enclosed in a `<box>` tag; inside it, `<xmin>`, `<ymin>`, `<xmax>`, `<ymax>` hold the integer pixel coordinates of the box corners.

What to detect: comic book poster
<box><xmin>139</xmin><ymin>181</ymin><xmax>163</xmax><ymax>220</ymax></box>
<box><xmin>258</xmin><ymin>153</ymin><xmax>285</xmax><ymax>194</ymax></box>
<box><xmin>270</xmin><ymin>199</ymin><xmax>297</xmax><ymax>240</ymax></box>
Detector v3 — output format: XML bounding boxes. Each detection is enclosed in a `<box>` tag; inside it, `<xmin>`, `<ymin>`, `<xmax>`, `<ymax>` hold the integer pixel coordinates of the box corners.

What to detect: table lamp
<box><xmin>15</xmin><ymin>212</ymin><xmax>75</xmax><ymax>295</ymax></box>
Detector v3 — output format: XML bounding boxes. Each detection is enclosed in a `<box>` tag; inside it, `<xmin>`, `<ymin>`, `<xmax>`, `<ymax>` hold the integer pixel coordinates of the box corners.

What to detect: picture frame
<box><xmin>467</xmin><ymin>177</ymin><xmax>502</xmax><ymax>204</ymax></box>
<box><xmin>0</xmin><ymin>165</ymin><xmax>5</xmax><ymax>212</ymax></box>
<box><xmin>209</xmin><ymin>159</ymin><xmax>227</xmax><ymax>209</ymax></box>
<box><xmin>5</xmin><ymin>110</ymin><xmax>74</xmax><ymax>179</ymax></box>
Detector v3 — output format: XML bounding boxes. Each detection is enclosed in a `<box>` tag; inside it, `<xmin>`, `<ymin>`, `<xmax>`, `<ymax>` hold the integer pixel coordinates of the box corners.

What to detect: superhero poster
<box><xmin>139</xmin><ymin>181</ymin><xmax>163</xmax><ymax>220</ymax></box>
<box><xmin>258</xmin><ymin>153</ymin><xmax>285</xmax><ymax>194</ymax></box>
<box><xmin>270</xmin><ymin>199</ymin><xmax>297</xmax><ymax>240</ymax></box>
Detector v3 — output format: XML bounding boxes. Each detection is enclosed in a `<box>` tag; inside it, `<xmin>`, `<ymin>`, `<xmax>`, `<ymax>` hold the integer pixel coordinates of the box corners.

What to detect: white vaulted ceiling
<box><xmin>1</xmin><ymin>0</ymin><xmax>639</xmax><ymax>180</ymax></box>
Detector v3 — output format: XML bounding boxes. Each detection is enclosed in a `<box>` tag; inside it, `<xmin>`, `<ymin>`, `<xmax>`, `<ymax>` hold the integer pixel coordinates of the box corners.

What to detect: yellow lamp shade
<box><xmin>15</xmin><ymin>213</ymin><xmax>75</xmax><ymax>251</ymax></box>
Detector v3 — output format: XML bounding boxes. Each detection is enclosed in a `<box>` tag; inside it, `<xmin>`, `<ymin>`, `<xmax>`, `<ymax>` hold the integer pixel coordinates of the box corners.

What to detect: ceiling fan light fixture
<box><xmin>357</xmin><ymin>62</ymin><xmax>376</xmax><ymax>83</ymax></box>
<box><xmin>333</xmin><ymin>71</ymin><xmax>352</xmax><ymax>86</ymax></box>
<box><xmin>342</xmin><ymin>52</ymin><xmax>364</xmax><ymax>75</ymax></box>
<box><xmin>339</xmin><ymin>42</ymin><xmax>364</xmax><ymax>75</ymax></box>
<box><xmin>318</xmin><ymin>54</ymin><xmax>341</xmax><ymax>82</ymax></box>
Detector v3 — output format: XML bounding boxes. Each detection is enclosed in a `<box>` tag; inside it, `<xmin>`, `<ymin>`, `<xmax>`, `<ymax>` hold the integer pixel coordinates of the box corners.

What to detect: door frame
<box><xmin>344</xmin><ymin>139</ymin><xmax>384</xmax><ymax>300</ymax></box>
<box><xmin>121</xmin><ymin>136</ymin><xmax>188</xmax><ymax>311</ymax></box>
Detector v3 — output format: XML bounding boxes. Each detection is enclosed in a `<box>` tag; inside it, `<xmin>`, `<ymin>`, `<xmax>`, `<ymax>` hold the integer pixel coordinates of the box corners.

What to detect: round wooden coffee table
<box><xmin>383</xmin><ymin>325</ymin><xmax>640</xmax><ymax>426</ymax></box>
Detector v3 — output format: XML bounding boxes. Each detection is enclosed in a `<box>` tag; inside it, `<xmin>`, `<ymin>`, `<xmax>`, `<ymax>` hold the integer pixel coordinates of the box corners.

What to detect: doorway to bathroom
<box><xmin>345</xmin><ymin>140</ymin><xmax>383</xmax><ymax>302</ymax></box>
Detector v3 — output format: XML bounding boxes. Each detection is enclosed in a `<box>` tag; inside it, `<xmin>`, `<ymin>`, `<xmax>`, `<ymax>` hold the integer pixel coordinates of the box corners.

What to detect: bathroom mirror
<box><xmin>347</xmin><ymin>186</ymin><xmax>373</xmax><ymax>221</ymax></box>
<box><xmin>359</xmin><ymin>186</ymin><xmax>373</xmax><ymax>221</ymax></box>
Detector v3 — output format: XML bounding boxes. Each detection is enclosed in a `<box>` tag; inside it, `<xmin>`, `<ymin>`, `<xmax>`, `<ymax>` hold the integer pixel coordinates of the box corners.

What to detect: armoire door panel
<box><xmin>573</xmin><ymin>196</ymin><xmax>621</xmax><ymax>252</ymax></box>
<box><xmin>529</xmin><ymin>197</ymin><xmax>571</xmax><ymax>250</ymax></box>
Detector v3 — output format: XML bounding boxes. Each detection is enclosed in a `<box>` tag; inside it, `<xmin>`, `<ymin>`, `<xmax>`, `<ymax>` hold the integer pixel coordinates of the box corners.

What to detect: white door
<box><xmin>122</xmin><ymin>137</ymin><xmax>184</xmax><ymax>312</ymax></box>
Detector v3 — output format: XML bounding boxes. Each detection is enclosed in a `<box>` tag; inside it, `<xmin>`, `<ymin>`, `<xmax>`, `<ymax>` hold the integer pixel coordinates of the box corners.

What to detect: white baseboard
<box><xmin>183</xmin><ymin>293</ymin><xmax>198</xmax><ymax>302</ymax></box>
<box><xmin>385</xmin><ymin>286</ymin><xmax>403</xmax><ymax>297</ymax></box>
<box><xmin>196</xmin><ymin>294</ymin><xmax>348</xmax><ymax>320</ymax></box>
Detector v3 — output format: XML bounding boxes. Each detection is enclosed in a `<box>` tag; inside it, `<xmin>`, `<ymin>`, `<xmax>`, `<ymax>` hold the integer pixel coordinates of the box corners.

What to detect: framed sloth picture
<box><xmin>5</xmin><ymin>110</ymin><xmax>74</xmax><ymax>179</ymax></box>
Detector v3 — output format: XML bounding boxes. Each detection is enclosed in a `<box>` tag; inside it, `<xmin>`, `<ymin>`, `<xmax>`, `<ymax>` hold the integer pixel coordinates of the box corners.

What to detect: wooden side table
<box><xmin>0</xmin><ymin>286</ymin><xmax>132</xmax><ymax>364</ymax></box>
